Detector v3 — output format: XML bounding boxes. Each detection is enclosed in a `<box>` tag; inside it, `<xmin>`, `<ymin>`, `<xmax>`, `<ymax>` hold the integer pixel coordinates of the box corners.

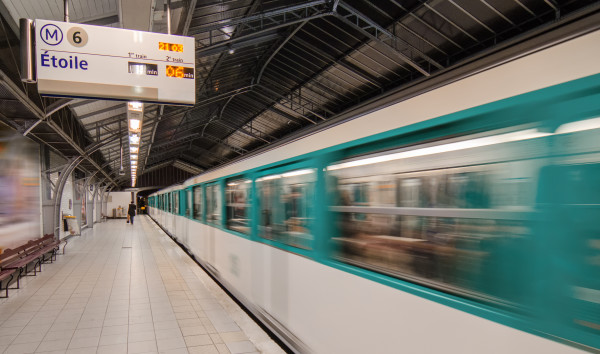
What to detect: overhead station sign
<box><xmin>34</xmin><ymin>19</ymin><xmax>195</xmax><ymax>105</ymax></box>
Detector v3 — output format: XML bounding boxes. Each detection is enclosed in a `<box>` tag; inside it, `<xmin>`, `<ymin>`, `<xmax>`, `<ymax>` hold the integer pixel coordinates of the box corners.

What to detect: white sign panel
<box><xmin>35</xmin><ymin>19</ymin><xmax>195</xmax><ymax>105</ymax></box>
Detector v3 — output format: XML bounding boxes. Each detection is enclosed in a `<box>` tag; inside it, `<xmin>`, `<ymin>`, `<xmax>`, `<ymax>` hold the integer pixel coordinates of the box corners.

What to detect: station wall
<box><xmin>0</xmin><ymin>124</ymin><xmax>115</xmax><ymax>248</ymax></box>
<box><xmin>106</xmin><ymin>191</ymin><xmax>132</xmax><ymax>218</ymax></box>
<box><xmin>0</xmin><ymin>124</ymin><xmax>42</xmax><ymax>252</ymax></box>
<box><xmin>59</xmin><ymin>174</ymin><xmax>74</xmax><ymax>239</ymax></box>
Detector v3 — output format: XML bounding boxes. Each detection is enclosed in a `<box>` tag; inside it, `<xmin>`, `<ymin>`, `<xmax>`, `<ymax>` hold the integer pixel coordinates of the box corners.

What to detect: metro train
<box><xmin>149</xmin><ymin>28</ymin><xmax>600</xmax><ymax>353</ymax></box>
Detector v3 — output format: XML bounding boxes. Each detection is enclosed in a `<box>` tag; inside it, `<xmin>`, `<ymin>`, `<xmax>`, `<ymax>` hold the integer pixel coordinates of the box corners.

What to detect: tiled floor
<box><xmin>0</xmin><ymin>217</ymin><xmax>285</xmax><ymax>354</ymax></box>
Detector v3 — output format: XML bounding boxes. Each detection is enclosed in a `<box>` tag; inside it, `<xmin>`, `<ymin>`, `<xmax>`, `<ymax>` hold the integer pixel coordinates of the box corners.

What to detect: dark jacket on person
<box><xmin>128</xmin><ymin>203</ymin><xmax>136</xmax><ymax>216</ymax></box>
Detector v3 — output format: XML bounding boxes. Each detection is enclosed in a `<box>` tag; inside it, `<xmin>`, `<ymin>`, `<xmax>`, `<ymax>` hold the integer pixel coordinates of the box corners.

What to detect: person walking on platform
<box><xmin>127</xmin><ymin>201</ymin><xmax>136</xmax><ymax>225</ymax></box>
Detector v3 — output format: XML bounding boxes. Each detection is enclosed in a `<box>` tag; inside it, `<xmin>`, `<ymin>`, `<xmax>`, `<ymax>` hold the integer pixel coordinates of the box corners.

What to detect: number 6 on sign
<box><xmin>67</xmin><ymin>27</ymin><xmax>88</xmax><ymax>47</ymax></box>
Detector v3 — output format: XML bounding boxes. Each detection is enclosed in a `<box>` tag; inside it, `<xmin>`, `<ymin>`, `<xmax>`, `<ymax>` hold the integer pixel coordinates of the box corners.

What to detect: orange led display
<box><xmin>159</xmin><ymin>42</ymin><xmax>183</xmax><ymax>52</ymax></box>
<box><xmin>166</xmin><ymin>65</ymin><xmax>194</xmax><ymax>79</ymax></box>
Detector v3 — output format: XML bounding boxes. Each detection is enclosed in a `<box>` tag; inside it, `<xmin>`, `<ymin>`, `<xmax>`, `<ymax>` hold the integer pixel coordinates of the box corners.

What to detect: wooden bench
<box><xmin>0</xmin><ymin>234</ymin><xmax>62</xmax><ymax>298</ymax></box>
<box><xmin>36</xmin><ymin>234</ymin><xmax>62</xmax><ymax>263</ymax></box>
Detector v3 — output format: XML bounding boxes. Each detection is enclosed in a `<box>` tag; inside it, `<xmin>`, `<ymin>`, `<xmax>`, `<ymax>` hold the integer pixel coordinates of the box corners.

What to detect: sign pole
<box><xmin>19</xmin><ymin>18</ymin><xmax>36</xmax><ymax>83</ymax></box>
<box><xmin>64</xmin><ymin>0</ymin><xmax>69</xmax><ymax>22</ymax></box>
<box><xmin>167</xmin><ymin>0</ymin><xmax>171</xmax><ymax>35</ymax></box>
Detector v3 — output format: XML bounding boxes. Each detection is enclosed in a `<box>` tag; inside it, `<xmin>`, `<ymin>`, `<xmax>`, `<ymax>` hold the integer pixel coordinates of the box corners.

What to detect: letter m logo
<box><xmin>40</xmin><ymin>23</ymin><xmax>63</xmax><ymax>46</ymax></box>
<box><xmin>45</xmin><ymin>28</ymin><xmax>58</xmax><ymax>41</ymax></box>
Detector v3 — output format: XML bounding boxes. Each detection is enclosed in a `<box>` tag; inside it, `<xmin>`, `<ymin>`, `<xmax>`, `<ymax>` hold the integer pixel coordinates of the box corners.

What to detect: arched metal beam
<box><xmin>52</xmin><ymin>156</ymin><xmax>85</xmax><ymax>237</ymax></box>
<box><xmin>256</xmin><ymin>21</ymin><xmax>307</xmax><ymax>85</ymax></box>
<box><xmin>97</xmin><ymin>181</ymin><xmax>110</xmax><ymax>221</ymax></box>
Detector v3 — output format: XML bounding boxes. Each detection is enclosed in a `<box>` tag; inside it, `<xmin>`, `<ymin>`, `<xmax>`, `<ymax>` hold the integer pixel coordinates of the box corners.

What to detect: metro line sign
<box><xmin>32</xmin><ymin>19</ymin><xmax>196</xmax><ymax>106</ymax></box>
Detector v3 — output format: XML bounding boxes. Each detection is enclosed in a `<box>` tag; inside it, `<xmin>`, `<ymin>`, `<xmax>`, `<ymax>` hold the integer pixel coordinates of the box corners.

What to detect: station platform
<box><xmin>0</xmin><ymin>217</ymin><xmax>284</xmax><ymax>354</ymax></box>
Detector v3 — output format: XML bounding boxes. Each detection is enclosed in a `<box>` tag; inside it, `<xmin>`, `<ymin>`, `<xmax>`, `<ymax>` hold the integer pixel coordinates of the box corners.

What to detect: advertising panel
<box><xmin>0</xmin><ymin>125</ymin><xmax>41</xmax><ymax>253</ymax></box>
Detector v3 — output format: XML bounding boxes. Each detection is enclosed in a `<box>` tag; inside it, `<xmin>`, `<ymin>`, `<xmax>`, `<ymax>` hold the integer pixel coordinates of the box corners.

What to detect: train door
<box><xmin>205</xmin><ymin>182</ymin><xmax>221</xmax><ymax>266</ymax></box>
<box><xmin>253</xmin><ymin>166</ymin><xmax>317</xmax><ymax>321</ymax></box>
<box><xmin>191</xmin><ymin>185</ymin><xmax>203</xmax><ymax>258</ymax></box>
<box><xmin>182</xmin><ymin>188</ymin><xmax>192</xmax><ymax>247</ymax></box>
<box><xmin>172</xmin><ymin>191</ymin><xmax>178</xmax><ymax>238</ymax></box>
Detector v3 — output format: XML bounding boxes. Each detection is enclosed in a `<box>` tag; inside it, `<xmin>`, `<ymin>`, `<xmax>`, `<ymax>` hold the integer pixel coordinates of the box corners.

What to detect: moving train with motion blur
<box><xmin>149</xmin><ymin>27</ymin><xmax>600</xmax><ymax>353</ymax></box>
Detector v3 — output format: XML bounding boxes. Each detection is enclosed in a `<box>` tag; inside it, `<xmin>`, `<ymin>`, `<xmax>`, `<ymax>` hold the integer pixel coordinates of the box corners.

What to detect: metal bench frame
<box><xmin>0</xmin><ymin>234</ymin><xmax>62</xmax><ymax>298</ymax></box>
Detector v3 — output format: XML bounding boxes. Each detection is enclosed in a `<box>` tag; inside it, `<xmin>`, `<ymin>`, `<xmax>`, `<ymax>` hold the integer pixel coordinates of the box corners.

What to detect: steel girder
<box><xmin>151</xmin><ymin>129</ymin><xmax>248</xmax><ymax>156</ymax></box>
<box><xmin>193</xmin><ymin>1</ymin><xmax>332</xmax><ymax>50</ymax></box>
<box><xmin>145</xmin><ymin>145</ymin><xmax>192</xmax><ymax>165</ymax></box>
<box><xmin>142</xmin><ymin>160</ymin><xmax>174</xmax><ymax>174</ymax></box>
<box><xmin>173</xmin><ymin>160</ymin><xmax>203</xmax><ymax>175</ymax></box>
<box><xmin>78</xmin><ymin>103</ymin><xmax>125</xmax><ymax>121</ymax></box>
<box><xmin>44</xmin><ymin>119</ymin><xmax>118</xmax><ymax>185</ymax></box>
<box><xmin>52</xmin><ymin>156</ymin><xmax>84</xmax><ymax>236</ymax></box>
<box><xmin>141</xmin><ymin>158</ymin><xmax>202</xmax><ymax>176</ymax></box>
<box><xmin>145</xmin><ymin>147</ymin><xmax>211</xmax><ymax>171</ymax></box>
<box><xmin>183</xmin><ymin>0</ymin><xmax>453</xmax><ymax>160</ymax></box>
<box><xmin>334</xmin><ymin>1</ymin><xmax>443</xmax><ymax>76</ymax></box>
<box><xmin>0</xmin><ymin>65</ymin><xmax>117</xmax><ymax>187</ymax></box>
<box><xmin>193</xmin><ymin>0</ymin><xmax>443</xmax><ymax>83</ymax></box>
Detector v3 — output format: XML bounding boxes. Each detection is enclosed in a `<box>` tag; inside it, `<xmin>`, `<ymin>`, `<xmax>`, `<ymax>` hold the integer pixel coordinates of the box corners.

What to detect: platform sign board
<box><xmin>34</xmin><ymin>19</ymin><xmax>195</xmax><ymax>105</ymax></box>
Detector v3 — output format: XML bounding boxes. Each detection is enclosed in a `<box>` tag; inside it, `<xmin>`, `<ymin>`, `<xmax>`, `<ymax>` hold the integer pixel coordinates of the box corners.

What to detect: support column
<box><xmin>90</xmin><ymin>182</ymin><xmax>102</xmax><ymax>224</ymax></box>
<box><xmin>81</xmin><ymin>171</ymin><xmax>101</xmax><ymax>228</ymax></box>
<box><xmin>52</xmin><ymin>156</ymin><xmax>84</xmax><ymax>238</ymax></box>
<box><xmin>102</xmin><ymin>186</ymin><xmax>115</xmax><ymax>218</ymax></box>
<box><xmin>98</xmin><ymin>183</ymin><xmax>110</xmax><ymax>220</ymax></box>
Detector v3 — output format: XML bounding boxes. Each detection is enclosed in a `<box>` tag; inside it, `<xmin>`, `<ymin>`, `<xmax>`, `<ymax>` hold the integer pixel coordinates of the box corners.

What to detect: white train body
<box><xmin>149</xmin><ymin>29</ymin><xmax>600</xmax><ymax>353</ymax></box>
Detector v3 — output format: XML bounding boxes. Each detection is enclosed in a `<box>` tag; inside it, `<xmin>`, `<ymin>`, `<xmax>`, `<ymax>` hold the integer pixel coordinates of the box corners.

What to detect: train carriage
<box><xmin>149</xmin><ymin>29</ymin><xmax>600</xmax><ymax>353</ymax></box>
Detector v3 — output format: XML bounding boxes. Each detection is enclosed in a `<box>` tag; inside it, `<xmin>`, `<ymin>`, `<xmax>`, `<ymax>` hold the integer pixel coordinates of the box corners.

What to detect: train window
<box><xmin>328</xmin><ymin>137</ymin><xmax>538</xmax><ymax>305</ymax></box>
<box><xmin>206</xmin><ymin>183</ymin><xmax>221</xmax><ymax>225</ymax></box>
<box><xmin>174</xmin><ymin>191</ymin><xmax>179</xmax><ymax>214</ymax></box>
<box><xmin>226</xmin><ymin>179</ymin><xmax>251</xmax><ymax>235</ymax></box>
<box><xmin>257</xmin><ymin>169</ymin><xmax>315</xmax><ymax>250</ymax></box>
<box><xmin>193</xmin><ymin>185</ymin><xmax>203</xmax><ymax>221</ymax></box>
<box><xmin>186</xmin><ymin>189</ymin><xmax>192</xmax><ymax>217</ymax></box>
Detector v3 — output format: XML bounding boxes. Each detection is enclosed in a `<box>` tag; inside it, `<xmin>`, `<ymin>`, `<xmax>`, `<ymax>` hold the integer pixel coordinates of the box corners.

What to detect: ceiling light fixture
<box><xmin>128</xmin><ymin>101</ymin><xmax>144</xmax><ymax>188</ymax></box>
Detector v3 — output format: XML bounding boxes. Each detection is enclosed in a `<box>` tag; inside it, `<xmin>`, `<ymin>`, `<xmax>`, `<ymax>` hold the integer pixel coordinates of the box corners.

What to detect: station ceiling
<box><xmin>0</xmin><ymin>0</ymin><xmax>598</xmax><ymax>189</ymax></box>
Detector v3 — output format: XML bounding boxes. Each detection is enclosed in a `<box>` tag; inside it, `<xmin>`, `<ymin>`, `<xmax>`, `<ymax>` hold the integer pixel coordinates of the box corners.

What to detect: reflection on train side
<box><xmin>226</xmin><ymin>179</ymin><xmax>251</xmax><ymax>234</ymax></box>
<box><xmin>206</xmin><ymin>183</ymin><xmax>221</xmax><ymax>224</ymax></box>
<box><xmin>328</xmin><ymin>128</ymin><xmax>544</xmax><ymax>305</ymax></box>
<box><xmin>258</xmin><ymin>169</ymin><xmax>315</xmax><ymax>250</ymax></box>
<box><xmin>193</xmin><ymin>185</ymin><xmax>202</xmax><ymax>220</ymax></box>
